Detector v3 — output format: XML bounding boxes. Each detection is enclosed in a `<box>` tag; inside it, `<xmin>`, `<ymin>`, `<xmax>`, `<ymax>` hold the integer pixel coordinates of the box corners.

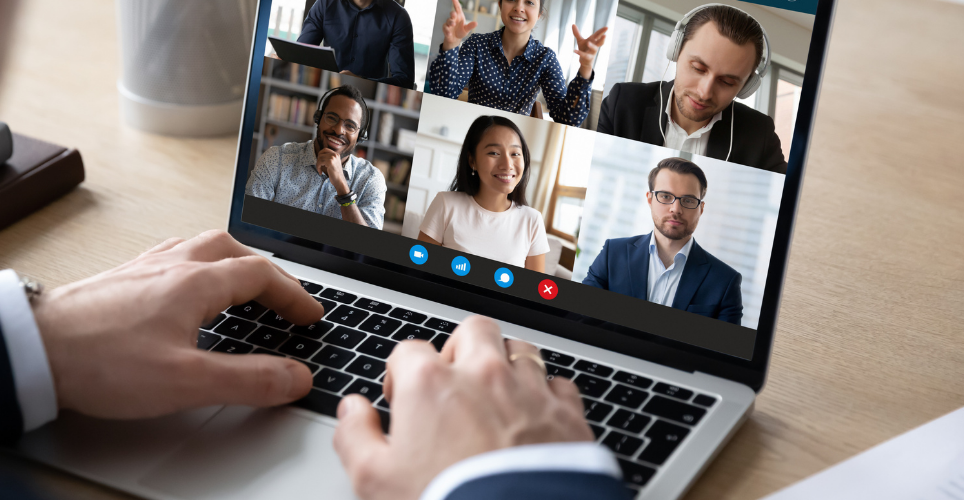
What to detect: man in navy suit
<box><xmin>583</xmin><ymin>157</ymin><xmax>743</xmax><ymax>325</ymax></box>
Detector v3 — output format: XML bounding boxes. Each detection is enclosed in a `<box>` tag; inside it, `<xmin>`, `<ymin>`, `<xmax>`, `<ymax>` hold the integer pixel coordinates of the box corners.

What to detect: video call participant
<box><xmin>298</xmin><ymin>0</ymin><xmax>416</xmax><ymax>89</ymax></box>
<box><xmin>246</xmin><ymin>85</ymin><xmax>387</xmax><ymax>229</ymax></box>
<box><xmin>427</xmin><ymin>0</ymin><xmax>608</xmax><ymax>127</ymax></box>
<box><xmin>582</xmin><ymin>158</ymin><xmax>743</xmax><ymax>325</ymax></box>
<box><xmin>418</xmin><ymin>116</ymin><xmax>550</xmax><ymax>272</ymax></box>
<box><xmin>597</xmin><ymin>4</ymin><xmax>787</xmax><ymax>174</ymax></box>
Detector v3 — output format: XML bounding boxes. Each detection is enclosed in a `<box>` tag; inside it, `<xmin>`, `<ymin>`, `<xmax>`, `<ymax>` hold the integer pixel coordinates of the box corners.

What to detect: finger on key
<box><xmin>382</xmin><ymin>340</ymin><xmax>443</xmax><ymax>406</ymax></box>
<box><xmin>438</xmin><ymin>315</ymin><xmax>506</xmax><ymax>365</ymax></box>
<box><xmin>504</xmin><ymin>339</ymin><xmax>547</xmax><ymax>386</ymax></box>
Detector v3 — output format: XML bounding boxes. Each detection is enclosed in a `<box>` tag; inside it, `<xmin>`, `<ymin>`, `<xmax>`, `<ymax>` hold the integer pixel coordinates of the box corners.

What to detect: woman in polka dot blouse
<box><xmin>428</xmin><ymin>0</ymin><xmax>608</xmax><ymax>127</ymax></box>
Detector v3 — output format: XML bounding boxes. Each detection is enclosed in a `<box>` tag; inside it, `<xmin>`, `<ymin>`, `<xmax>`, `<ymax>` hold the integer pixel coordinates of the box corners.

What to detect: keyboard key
<box><xmin>313</xmin><ymin>368</ymin><xmax>353</xmax><ymax>393</ymax></box>
<box><xmin>278</xmin><ymin>336</ymin><xmax>323</xmax><ymax>359</ymax></box>
<box><xmin>328</xmin><ymin>305</ymin><xmax>370</xmax><ymax>328</ymax></box>
<box><xmin>640</xmin><ymin>420</ymin><xmax>690</xmax><ymax>465</ymax></box>
<box><xmin>258</xmin><ymin>310</ymin><xmax>292</xmax><ymax>330</ymax></box>
<box><xmin>357</xmin><ymin>337</ymin><xmax>398</xmax><ymax>360</ymax></box>
<box><xmin>197</xmin><ymin>331</ymin><xmax>221</xmax><ymax>350</ymax></box>
<box><xmin>294</xmin><ymin>359</ymin><xmax>320</xmax><ymax>374</ymax></box>
<box><xmin>613</xmin><ymin>371</ymin><xmax>653</xmax><ymax>389</ymax></box>
<box><xmin>293</xmin><ymin>389</ymin><xmax>341</xmax><ymax>418</ymax></box>
<box><xmin>589</xmin><ymin>424</ymin><xmax>605</xmax><ymax>440</ymax></box>
<box><xmin>253</xmin><ymin>348</ymin><xmax>284</xmax><ymax>356</ymax></box>
<box><xmin>388</xmin><ymin>308</ymin><xmax>427</xmax><ymax>324</ymax></box>
<box><xmin>377</xmin><ymin>409</ymin><xmax>390</xmax><ymax>434</ymax></box>
<box><xmin>693</xmin><ymin>394</ymin><xmax>717</xmax><ymax>407</ymax></box>
<box><xmin>617</xmin><ymin>459</ymin><xmax>656</xmax><ymax>487</ymax></box>
<box><xmin>343</xmin><ymin>379</ymin><xmax>383</xmax><ymax>403</ymax></box>
<box><xmin>345</xmin><ymin>356</ymin><xmax>386</xmax><ymax>380</ymax></box>
<box><xmin>227</xmin><ymin>301</ymin><xmax>267</xmax><ymax>320</ymax></box>
<box><xmin>201</xmin><ymin>313</ymin><xmax>226</xmax><ymax>331</ymax></box>
<box><xmin>652</xmin><ymin>383</ymin><xmax>693</xmax><ymax>401</ymax></box>
<box><xmin>323</xmin><ymin>326</ymin><xmax>367</xmax><ymax>349</ymax></box>
<box><xmin>574</xmin><ymin>373</ymin><xmax>612</xmax><ymax>398</ymax></box>
<box><xmin>290</xmin><ymin>320</ymin><xmax>334</xmax><ymax>340</ymax></box>
<box><xmin>424</xmin><ymin>318</ymin><xmax>458</xmax><ymax>333</ymax></box>
<box><xmin>582</xmin><ymin>398</ymin><xmax>614</xmax><ymax>422</ymax></box>
<box><xmin>247</xmin><ymin>326</ymin><xmax>290</xmax><ymax>350</ymax></box>
<box><xmin>354</xmin><ymin>298</ymin><xmax>392</xmax><ymax>314</ymax></box>
<box><xmin>358</xmin><ymin>315</ymin><xmax>402</xmax><ymax>336</ymax></box>
<box><xmin>320</xmin><ymin>288</ymin><xmax>357</xmax><ymax>304</ymax></box>
<box><xmin>607</xmin><ymin>409</ymin><xmax>651</xmax><ymax>434</ymax></box>
<box><xmin>540</xmin><ymin>349</ymin><xmax>575</xmax><ymax>367</ymax></box>
<box><xmin>602</xmin><ymin>431</ymin><xmax>644</xmax><ymax>457</ymax></box>
<box><xmin>314</xmin><ymin>297</ymin><xmax>338</xmax><ymax>315</ymax></box>
<box><xmin>375</xmin><ymin>397</ymin><xmax>390</xmax><ymax>410</ymax></box>
<box><xmin>313</xmin><ymin>345</ymin><xmax>356</xmax><ymax>369</ymax></box>
<box><xmin>391</xmin><ymin>323</ymin><xmax>435</xmax><ymax>341</ymax></box>
<box><xmin>574</xmin><ymin>360</ymin><xmax>614</xmax><ymax>377</ymax></box>
<box><xmin>430</xmin><ymin>333</ymin><xmax>450</xmax><ymax>352</ymax></box>
<box><xmin>545</xmin><ymin>363</ymin><xmax>576</xmax><ymax>380</ymax></box>
<box><xmin>604</xmin><ymin>384</ymin><xmax>648</xmax><ymax>409</ymax></box>
<box><xmin>214</xmin><ymin>316</ymin><xmax>258</xmax><ymax>339</ymax></box>
<box><xmin>298</xmin><ymin>280</ymin><xmax>323</xmax><ymax>295</ymax></box>
<box><xmin>643</xmin><ymin>396</ymin><xmax>706</xmax><ymax>426</ymax></box>
<box><xmin>211</xmin><ymin>338</ymin><xmax>253</xmax><ymax>355</ymax></box>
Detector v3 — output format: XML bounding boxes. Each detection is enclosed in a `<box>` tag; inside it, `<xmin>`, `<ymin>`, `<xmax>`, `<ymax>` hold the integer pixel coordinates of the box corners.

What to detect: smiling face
<box><xmin>674</xmin><ymin>21</ymin><xmax>758</xmax><ymax>124</ymax></box>
<box><xmin>469</xmin><ymin>125</ymin><xmax>526</xmax><ymax>199</ymax></box>
<box><xmin>647</xmin><ymin>169</ymin><xmax>704</xmax><ymax>241</ymax></box>
<box><xmin>317</xmin><ymin>94</ymin><xmax>363</xmax><ymax>160</ymax></box>
<box><xmin>499</xmin><ymin>0</ymin><xmax>540</xmax><ymax>35</ymax></box>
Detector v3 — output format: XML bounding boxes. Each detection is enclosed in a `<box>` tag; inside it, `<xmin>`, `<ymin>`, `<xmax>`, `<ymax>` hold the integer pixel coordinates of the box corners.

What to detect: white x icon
<box><xmin>543</xmin><ymin>285</ymin><xmax>554</xmax><ymax>295</ymax></box>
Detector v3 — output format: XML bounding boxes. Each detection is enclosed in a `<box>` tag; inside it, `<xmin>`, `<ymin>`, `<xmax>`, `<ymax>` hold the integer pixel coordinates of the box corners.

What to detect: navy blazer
<box><xmin>0</xmin><ymin>312</ymin><xmax>24</xmax><ymax>445</ymax></box>
<box><xmin>582</xmin><ymin>233</ymin><xmax>743</xmax><ymax>325</ymax></box>
<box><xmin>446</xmin><ymin>470</ymin><xmax>632</xmax><ymax>500</ymax></box>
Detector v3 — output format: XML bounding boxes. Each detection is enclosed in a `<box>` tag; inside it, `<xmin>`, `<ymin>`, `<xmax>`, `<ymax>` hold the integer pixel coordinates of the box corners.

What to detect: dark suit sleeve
<box><xmin>717</xmin><ymin>271</ymin><xmax>743</xmax><ymax>326</ymax></box>
<box><xmin>296</xmin><ymin>1</ymin><xmax>325</xmax><ymax>45</ymax></box>
<box><xmin>377</xmin><ymin>9</ymin><xmax>416</xmax><ymax>89</ymax></box>
<box><xmin>596</xmin><ymin>83</ymin><xmax>619</xmax><ymax>134</ymax></box>
<box><xmin>445</xmin><ymin>471</ymin><xmax>633</xmax><ymax>500</ymax></box>
<box><xmin>759</xmin><ymin>117</ymin><xmax>788</xmax><ymax>174</ymax></box>
<box><xmin>0</xmin><ymin>314</ymin><xmax>25</xmax><ymax>445</ymax></box>
<box><xmin>581</xmin><ymin>240</ymin><xmax>611</xmax><ymax>290</ymax></box>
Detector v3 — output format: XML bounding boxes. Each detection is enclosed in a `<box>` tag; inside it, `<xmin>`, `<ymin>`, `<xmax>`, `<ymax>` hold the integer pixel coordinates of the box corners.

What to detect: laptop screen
<box><xmin>236</xmin><ymin>0</ymin><xmax>827</xmax><ymax>361</ymax></box>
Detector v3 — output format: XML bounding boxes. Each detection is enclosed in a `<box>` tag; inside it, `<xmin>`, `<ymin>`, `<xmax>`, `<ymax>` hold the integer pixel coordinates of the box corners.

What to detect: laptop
<box><xmin>268</xmin><ymin>36</ymin><xmax>339</xmax><ymax>74</ymax></box>
<box><xmin>13</xmin><ymin>0</ymin><xmax>836</xmax><ymax>498</ymax></box>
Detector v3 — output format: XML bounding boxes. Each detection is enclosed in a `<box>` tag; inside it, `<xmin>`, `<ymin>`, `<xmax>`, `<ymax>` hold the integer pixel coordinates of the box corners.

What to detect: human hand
<box><xmin>441</xmin><ymin>0</ymin><xmax>478</xmax><ymax>51</ymax></box>
<box><xmin>573</xmin><ymin>25</ymin><xmax>608</xmax><ymax>79</ymax></box>
<box><xmin>316</xmin><ymin>147</ymin><xmax>349</xmax><ymax>195</ymax></box>
<box><xmin>333</xmin><ymin>316</ymin><xmax>593</xmax><ymax>500</ymax></box>
<box><xmin>339</xmin><ymin>69</ymin><xmax>359</xmax><ymax>78</ymax></box>
<box><xmin>31</xmin><ymin>230</ymin><xmax>324</xmax><ymax>419</ymax></box>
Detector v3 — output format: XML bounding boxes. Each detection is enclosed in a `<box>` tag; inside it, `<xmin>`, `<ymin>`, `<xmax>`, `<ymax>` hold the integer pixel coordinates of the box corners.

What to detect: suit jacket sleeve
<box><xmin>759</xmin><ymin>116</ymin><xmax>788</xmax><ymax>174</ymax></box>
<box><xmin>378</xmin><ymin>8</ymin><xmax>415</xmax><ymax>89</ymax></box>
<box><xmin>581</xmin><ymin>240</ymin><xmax>611</xmax><ymax>290</ymax></box>
<box><xmin>0</xmin><ymin>313</ymin><xmax>24</xmax><ymax>445</ymax></box>
<box><xmin>443</xmin><ymin>471</ymin><xmax>632</xmax><ymax>500</ymax></box>
<box><xmin>596</xmin><ymin>83</ymin><xmax>620</xmax><ymax>135</ymax></box>
<box><xmin>717</xmin><ymin>271</ymin><xmax>744</xmax><ymax>326</ymax></box>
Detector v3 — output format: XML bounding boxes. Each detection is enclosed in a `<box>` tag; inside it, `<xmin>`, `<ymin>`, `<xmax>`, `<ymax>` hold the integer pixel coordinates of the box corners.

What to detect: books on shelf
<box><xmin>376</xmin><ymin>85</ymin><xmax>422</xmax><ymax>111</ymax></box>
<box><xmin>372</xmin><ymin>159</ymin><xmax>391</xmax><ymax>180</ymax></box>
<box><xmin>268</xmin><ymin>93</ymin><xmax>315</xmax><ymax>126</ymax></box>
<box><xmin>273</xmin><ymin>62</ymin><xmax>322</xmax><ymax>88</ymax></box>
<box><xmin>384</xmin><ymin>194</ymin><xmax>406</xmax><ymax>223</ymax></box>
<box><xmin>387</xmin><ymin>158</ymin><xmax>411</xmax><ymax>185</ymax></box>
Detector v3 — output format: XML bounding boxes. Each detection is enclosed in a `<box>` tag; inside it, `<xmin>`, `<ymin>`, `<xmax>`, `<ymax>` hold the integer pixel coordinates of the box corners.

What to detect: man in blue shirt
<box><xmin>298</xmin><ymin>0</ymin><xmax>416</xmax><ymax>90</ymax></box>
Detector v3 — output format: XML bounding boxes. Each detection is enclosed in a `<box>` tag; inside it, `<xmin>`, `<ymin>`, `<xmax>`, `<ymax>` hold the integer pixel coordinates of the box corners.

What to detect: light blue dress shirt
<box><xmin>245</xmin><ymin>140</ymin><xmax>387</xmax><ymax>229</ymax></box>
<box><xmin>647</xmin><ymin>233</ymin><xmax>695</xmax><ymax>306</ymax></box>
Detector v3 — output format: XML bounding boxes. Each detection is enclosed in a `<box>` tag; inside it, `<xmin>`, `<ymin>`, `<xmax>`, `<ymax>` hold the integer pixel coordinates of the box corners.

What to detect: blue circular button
<box><xmin>494</xmin><ymin>268</ymin><xmax>514</xmax><ymax>288</ymax></box>
<box><xmin>409</xmin><ymin>245</ymin><xmax>428</xmax><ymax>265</ymax></box>
<box><xmin>451</xmin><ymin>256</ymin><xmax>471</xmax><ymax>276</ymax></box>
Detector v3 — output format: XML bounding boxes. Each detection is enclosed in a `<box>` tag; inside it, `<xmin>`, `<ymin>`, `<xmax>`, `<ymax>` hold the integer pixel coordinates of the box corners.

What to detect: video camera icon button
<box><xmin>494</xmin><ymin>268</ymin><xmax>514</xmax><ymax>288</ymax></box>
<box><xmin>451</xmin><ymin>256</ymin><xmax>471</xmax><ymax>276</ymax></box>
<box><xmin>409</xmin><ymin>245</ymin><xmax>428</xmax><ymax>265</ymax></box>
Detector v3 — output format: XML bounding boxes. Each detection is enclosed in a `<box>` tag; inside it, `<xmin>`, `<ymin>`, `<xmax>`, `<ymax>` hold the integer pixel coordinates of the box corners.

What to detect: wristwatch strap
<box><xmin>336</xmin><ymin>190</ymin><xmax>358</xmax><ymax>206</ymax></box>
<box><xmin>16</xmin><ymin>273</ymin><xmax>43</xmax><ymax>303</ymax></box>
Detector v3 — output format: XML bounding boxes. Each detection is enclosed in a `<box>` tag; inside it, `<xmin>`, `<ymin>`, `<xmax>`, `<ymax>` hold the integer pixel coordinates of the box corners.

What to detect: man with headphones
<box><xmin>597</xmin><ymin>3</ymin><xmax>787</xmax><ymax>174</ymax></box>
<box><xmin>245</xmin><ymin>85</ymin><xmax>387</xmax><ymax>229</ymax></box>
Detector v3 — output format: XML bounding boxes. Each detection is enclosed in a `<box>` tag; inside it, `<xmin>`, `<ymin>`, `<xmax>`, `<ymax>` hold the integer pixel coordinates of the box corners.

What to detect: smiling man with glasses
<box><xmin>582</xmin><ymin>157</ymin><xmax>743</xmax><ymax>325</ymax></box>
<box><xmin>246</xmin><ymin>85</ymin><xmax>387</xmax><ymax>229</ymax></box>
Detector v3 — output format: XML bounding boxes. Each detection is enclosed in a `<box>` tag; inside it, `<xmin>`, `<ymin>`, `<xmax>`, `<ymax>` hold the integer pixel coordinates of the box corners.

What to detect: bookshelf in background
<box><xmin>252</xmin><ymin>58</ymin><xmax>421</xmax><ymax>235</ymax></box>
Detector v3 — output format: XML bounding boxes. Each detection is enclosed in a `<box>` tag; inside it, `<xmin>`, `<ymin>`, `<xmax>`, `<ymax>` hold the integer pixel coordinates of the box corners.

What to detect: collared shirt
<box><xmin>297</xmin><ymin>0</ymin><xmax>415</xmax><ymax>89</ymax></box>
<box><xmin>647</xmin><ymin>232</ymin><xmax>695</xmax><ymax>307</ymax></box>
<box><xmin>428</xmin><ymin>29</ymin><xmax>593</xmax><ymax>127</ymax></box>
<box><xmin>662</xmin><ymin>85</ymin><xmax>723</xmax><ymax>155</ymax></box>
<box><xmin>245</xmin><ymin>140</ymin><xmax>386</xmax><ymax>229</ymax></box>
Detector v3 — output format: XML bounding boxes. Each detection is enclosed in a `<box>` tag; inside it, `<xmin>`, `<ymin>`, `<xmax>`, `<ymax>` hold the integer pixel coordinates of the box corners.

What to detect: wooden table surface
<box><xmin>1</xmin><ymin>0</ymin><xmax>963</xmax><ymax>499</ymax></box>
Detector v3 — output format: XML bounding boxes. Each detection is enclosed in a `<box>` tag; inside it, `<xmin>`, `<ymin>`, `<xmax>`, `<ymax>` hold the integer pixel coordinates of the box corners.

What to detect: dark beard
<box><xmin>674</xmin><ymin>91</ymin><xmax>718</xmax><ymax>124</ymax></box>
<box><xmin>654</xmin><ymin>216</ymin><xmax>693</xmax><ymax>241</ymax></box>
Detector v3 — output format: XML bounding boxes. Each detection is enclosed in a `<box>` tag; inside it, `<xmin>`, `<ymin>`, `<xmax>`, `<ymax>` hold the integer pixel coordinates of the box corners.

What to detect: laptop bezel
<box><xmin>226</xmin><ymin>0</ymin><xmax>837</xmax><ymax>392</ymax></box>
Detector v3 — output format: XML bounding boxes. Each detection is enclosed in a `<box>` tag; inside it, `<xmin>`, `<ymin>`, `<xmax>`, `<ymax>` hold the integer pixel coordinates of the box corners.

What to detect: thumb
<box><xmin>333</xmin><ymin>395</ymin><xmax>389</xmax><ymax>478</ymax></box>
<box><xmin>465</xmin><ymin>21</ymin><xmax>477</xmax><ymax>31</ymax></box>
<box><xmin>195</xmin><ymin>352</ymin><xmax>312</xmax><ymax>407</ymax></box>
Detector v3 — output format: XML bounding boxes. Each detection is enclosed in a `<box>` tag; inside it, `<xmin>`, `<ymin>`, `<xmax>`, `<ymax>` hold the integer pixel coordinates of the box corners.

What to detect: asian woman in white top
<box><xmin>418</xmin><ymin>115</ymin><xmax>550</xmax><ymax>272</ymax></box>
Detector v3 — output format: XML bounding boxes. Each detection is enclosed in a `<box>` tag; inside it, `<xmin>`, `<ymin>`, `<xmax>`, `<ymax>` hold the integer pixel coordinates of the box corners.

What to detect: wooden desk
<box><xmin>1</xmin><ymin>0</ymin><xmax>963</xmax><ymax>499</ymax></box>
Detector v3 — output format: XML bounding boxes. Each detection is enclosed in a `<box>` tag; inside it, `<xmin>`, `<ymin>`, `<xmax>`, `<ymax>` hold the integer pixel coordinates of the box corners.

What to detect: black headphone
<box><xmin>313</xmin><ymin>86</ymin><xmax>372</xmax><ymax>143</ymax></box>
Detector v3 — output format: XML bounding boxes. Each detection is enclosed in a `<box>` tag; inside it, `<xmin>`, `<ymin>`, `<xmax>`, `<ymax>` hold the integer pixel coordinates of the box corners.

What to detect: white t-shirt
<box><xmin>419</xmin><ymin>192</ymin><xmax>550</xmax><ymax>268</ymax></box>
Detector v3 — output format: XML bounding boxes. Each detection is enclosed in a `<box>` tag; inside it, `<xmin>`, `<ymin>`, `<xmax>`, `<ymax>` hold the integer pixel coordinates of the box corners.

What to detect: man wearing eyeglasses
<box><xmin>246</xmin><ymin>85</ymin><xmax>387</xmax><ymax>229</ymax></box>
<box><xmin>582</xmin><ymin>157</ymin><xmax>743</xmax><ymax>325</ymax></box>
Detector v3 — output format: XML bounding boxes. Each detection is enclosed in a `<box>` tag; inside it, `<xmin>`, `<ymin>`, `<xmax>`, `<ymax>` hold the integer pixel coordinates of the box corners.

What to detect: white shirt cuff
<box><xmin>419</xmin><ymin>442</ymin><xmax>622</xmax><ymax>500</ymax></box>
<box><xmin>0</xmin><ymin>269</ymin><xmax>58</xmax><ymax>432</ymax></box>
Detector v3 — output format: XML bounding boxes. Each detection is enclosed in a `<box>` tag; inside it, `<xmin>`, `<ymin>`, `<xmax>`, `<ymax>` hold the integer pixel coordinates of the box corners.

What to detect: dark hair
<box><xmin>497</xmin><ymin>0</ymin><xmax>548</xmax><ymax>21</ymax></box>
<box><xmin>450</xmin><ymin>116</ymin><xmax>531</xmax><ymax>206</ymax></box>
<box><xmin>648</xmin><ymin>157</ymin><xmax>708</xmax><ymax>199</ymax></box>
<box><xmin>321</xmin><ymin>84</ymin><xmax>369</xmax><ymax>133</ymax></box>
<box><xmin>682</xmin><ymin>5</ymin><xmax>765</xmax><ymax>70</ymax></box>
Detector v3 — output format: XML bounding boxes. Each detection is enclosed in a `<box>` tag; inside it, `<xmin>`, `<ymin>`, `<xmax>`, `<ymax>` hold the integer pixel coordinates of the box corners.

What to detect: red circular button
<box><xmin>538</xmin><ymin>279</ymin><xmax>558</xmax><ymax>300</ymax></box>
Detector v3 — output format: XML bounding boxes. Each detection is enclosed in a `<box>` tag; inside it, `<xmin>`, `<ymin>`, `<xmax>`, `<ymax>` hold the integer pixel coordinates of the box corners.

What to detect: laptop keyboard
<box><xmin>196</xmin><ymin>278</ymin><xmax>720</xmax><ymax>492</ymax></box>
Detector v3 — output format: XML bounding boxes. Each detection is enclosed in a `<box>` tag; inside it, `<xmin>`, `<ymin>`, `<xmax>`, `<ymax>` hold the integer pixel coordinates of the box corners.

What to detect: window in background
<box><xmin>603</xmin><ymin>14</ymin><xmax>643</xmax><ymax>96</ymax></box>
<box><xmin>771</xmin><ymin>68</ymin><xmax>803</xmax><ymax>160</ymax></box>
<box><xmin>265</xmin><ymin>0</ymin><xmax>307</xmax><ymax>56</ymax></box>
<box><xmin>547</xmin><ymin>129</ymin><xmax>593</xmax><ymax>242</ymax></box>
<box><xmin>639</xmin><ymin>20</ymin><xmax>675</xmax><ymax>84</ymax></box>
